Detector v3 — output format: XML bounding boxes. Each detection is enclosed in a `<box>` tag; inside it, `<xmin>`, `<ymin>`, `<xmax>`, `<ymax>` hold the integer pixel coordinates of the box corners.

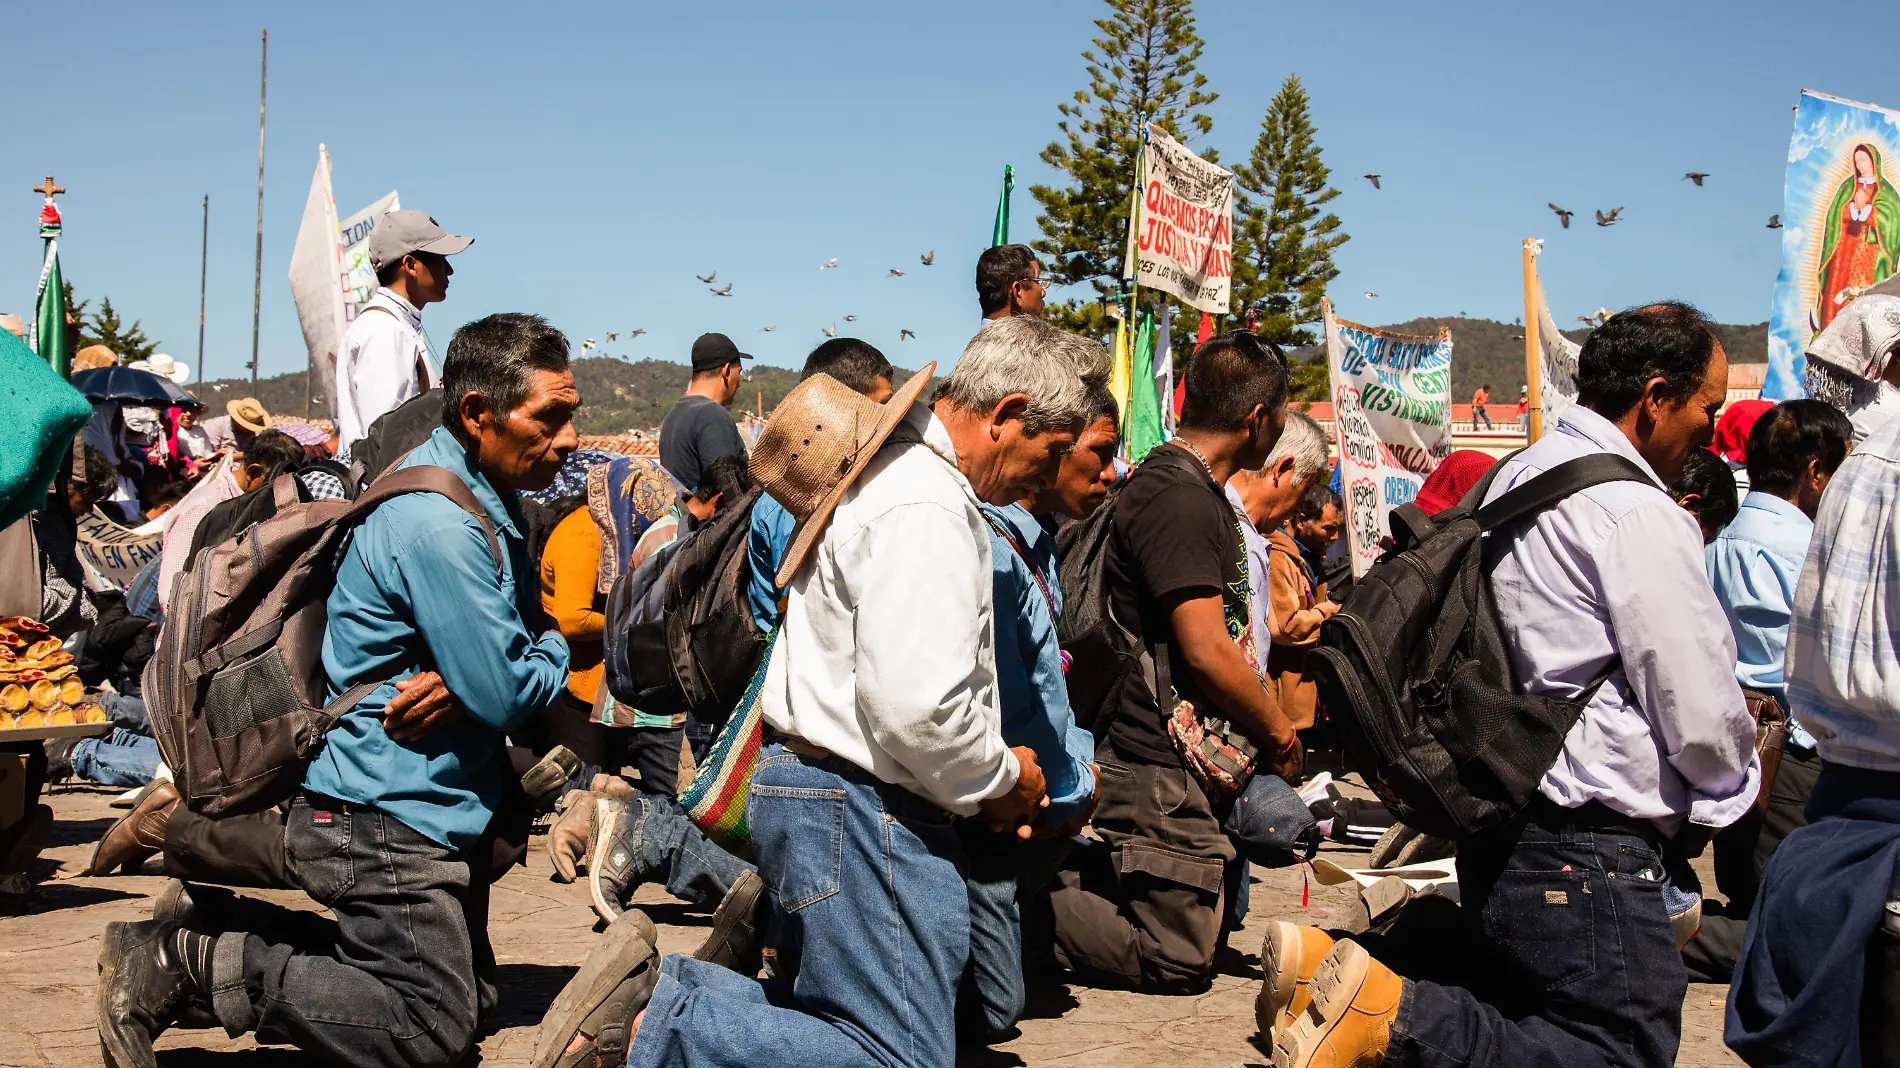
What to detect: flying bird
<box><xmin>581</xmin><ymin>339</ymin><xmax>597</xmax><ymax>352</ymax></box>
<box><xmin>760</xmin><ymin>325</ymin><xmax>777</xmax><ymax>333</ymax></box>
<box><xmin>1362</xmin><ymin>174</ymin><xmax>1381</xmax><ymax>189</ymax></box>
<box><xmin>1683</xmin><ymin>173</ymin><xmax>1709</xmax><ymax>186</ymax></box>
<box><xmin>1548</xmin><ymin>203</ymin><xmax>1574</xmax><ymax>229</ymax></box>
<box><xmin>1363</xmin><ymin>291</ymin><xmax>1379</xmax><ymax>299</ymax></box>
<box><xmin>887</xmin><ymin>268</ymin><xmax>905</xmax><ymax>278</ymax></box>
<box><xmin>711</xmin><ymin>283</ymin><xmax>733</xmax><ymax>296</ymax></box>
<box><xmin>819</xmin><ymin>258</ymin><xmax>838</xmax><ymax>270</ymax></box>
<box><xmin>900</xmin><ymin>329</ymin><xmax>916</xmax><ymax>340</ymax></box>
<box><xmin>1595</xmin><ymin>207</ymin><xmax>1623</xmax><ymax>227</ymax></box>
<box><xmin>605</xmin><ymin>332</ymin><xmax>618</xmax><ymax>342</ymax></box>
<box><xmin>1767</xmin><ymin>214</ymin><xmax>1783</xmax><ymax>229</ymax></box>
<box><xmin>627</xmin><ymin>328</ymin><xmax>646</xmax><ymax>339</ymax></box>
<box><xmin>920</xmin><ymin>251</ymin><xmax>935</xmax><ymax>266</ymax></box>
<box><xmin>822</xmin><ymin>323</ymin><xmax>838</xmax><ymax>337</ymax></box>
<box><xmin>696</xmin><ymin>271</ymin><xmax>717</xmax><ymax>283</ymax></box>
<box><xmin>843</xmin><ymin>315</ymin><xmax>857</xmax><ymax>322</ymax></box>
<box><xmin>1576</xmin><ymin>315</ymin><xmax>1596</xmax><ymax>324</ymax></box>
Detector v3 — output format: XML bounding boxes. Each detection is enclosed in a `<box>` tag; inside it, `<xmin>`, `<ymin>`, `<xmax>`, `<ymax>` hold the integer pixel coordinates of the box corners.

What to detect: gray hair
<box><xmin>938</xmin><ymin>317</ymin><xmax>1095</xmax><ymax>435</ymax></box>
<box><xmin>1261</xmin><ymin>410</ymin><xmax>1329</xmax><ymax>484</ymax></box>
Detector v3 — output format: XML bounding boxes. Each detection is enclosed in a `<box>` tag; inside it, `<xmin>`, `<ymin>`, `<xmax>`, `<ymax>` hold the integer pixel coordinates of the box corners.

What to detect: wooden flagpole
<box><xmin>1521</xmin><ymin>239</ymin><xmax>1546</xmax><ymax>442</ymax></box>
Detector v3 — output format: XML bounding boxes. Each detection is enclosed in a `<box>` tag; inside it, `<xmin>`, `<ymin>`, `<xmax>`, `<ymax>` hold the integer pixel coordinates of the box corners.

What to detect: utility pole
<box><xmin>197</xmin><ymin>194</ymin><xmax>208</xmax><ymax>383</ymax></box>
<box><xmin>250</xmin><ymin>28</ymin><xmax>267</xmax><ymax>389</ymax></box>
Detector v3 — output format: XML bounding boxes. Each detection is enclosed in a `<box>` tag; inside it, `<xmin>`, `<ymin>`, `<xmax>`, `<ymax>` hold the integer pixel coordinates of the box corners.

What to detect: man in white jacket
<box><xmin>537</xmin><ymin>316</ymin><xmax>1098</xmax><ymax>1068</ymax></box>
<box><xmin>334</xmin><ymin>210</ymin><xmax>472</xmax><ymax>448</ymax></box>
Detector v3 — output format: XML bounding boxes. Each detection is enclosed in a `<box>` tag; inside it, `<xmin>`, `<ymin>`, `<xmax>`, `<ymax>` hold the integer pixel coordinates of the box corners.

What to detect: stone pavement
<box><xmin>2</xmin><ymin>784</ymin><xmax>1741</xmax><ymax>1068</ymax></box>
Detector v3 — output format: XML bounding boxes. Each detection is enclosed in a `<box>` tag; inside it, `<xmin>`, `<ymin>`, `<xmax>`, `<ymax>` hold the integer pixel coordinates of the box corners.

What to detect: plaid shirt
<box><xmin>1787</xmin><ymin>412</ymin><xmax>1900</xmax><ymax>771</ymax></box>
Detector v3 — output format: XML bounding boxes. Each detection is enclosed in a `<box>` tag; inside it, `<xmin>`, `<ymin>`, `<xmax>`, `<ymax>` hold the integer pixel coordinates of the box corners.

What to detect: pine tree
<box><xmin>1031</xmin><ymin>0</ymin><xmax>1216</xmax><ymax>336</ymax></box>
<box><xmin>1231</xmin><ymin>75</ymin><xmax>1347</xmax><ymax>348</ymax></box>
<box><xmin>85</xmin><ymin>297</ymin><xmax>158</xmax><ymax>362</ymax></box>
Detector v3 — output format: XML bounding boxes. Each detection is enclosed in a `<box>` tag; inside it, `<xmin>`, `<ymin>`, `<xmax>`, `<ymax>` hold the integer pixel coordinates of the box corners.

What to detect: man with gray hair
<box><xmin>535</xmin><ymin>314</ymin><xmax>1096</xmax><ymax>1068</ymax></box>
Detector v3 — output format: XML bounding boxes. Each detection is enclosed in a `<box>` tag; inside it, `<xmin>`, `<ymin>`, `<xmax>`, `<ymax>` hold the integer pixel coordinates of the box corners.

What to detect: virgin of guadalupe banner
<box><xmin>1123</xmin><ymin>124</ymin><xmax>1234</xmax><ymax>314</ymax></box>
<box><xmin>1324</xmin><ymin>307</ymin><xmax>1454</xmax><ymax>576</ymax></box>
<box><xmin>1765</xmin><ymin>90</ymin><xmax>1900</xmax><ymax>399</ymax></box>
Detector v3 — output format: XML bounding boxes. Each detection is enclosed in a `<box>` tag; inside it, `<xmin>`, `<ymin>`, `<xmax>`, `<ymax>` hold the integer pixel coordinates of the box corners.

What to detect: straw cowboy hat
<box><xmin>226</xmin><ymin>397</ymin><xmax>273</xmax><ymax>433</ymax></box>
<box><xmin>72</xmin><ymin>345</ymin><xmax>117</xmax><ymax>371</ymax></box>
<box><xmin>751</xmin><ymin>361</ymin><xmax>936</xmax><ymax>588</ymax></box>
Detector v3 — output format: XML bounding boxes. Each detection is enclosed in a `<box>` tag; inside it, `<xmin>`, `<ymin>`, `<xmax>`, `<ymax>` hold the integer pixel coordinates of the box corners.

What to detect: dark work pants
<box><xmin>1383</xmin><ymin>816</ymin><xmax>1686</xmax><ymax>1068</ymax></box>
<box><xmin>165</xmin><ymin>806</ymin><xmax>292</xmax><ymax>889</ymax></box>
<box><xmin>1682</xmin><ymin>746</ymin><xmax>1822</xmax><ymax>984</ymax></box>
<box><xmin>627</xmin><ymin>726</ymin><xmax>685</xmax><ymax>798</ymax></box>
<box><xmin>1047</xmin><ymin>754</ymin><xmax>1235</xmax><ymax>994</ymax></box>
<box><xmin>212</xmin><ymin>795</ymin><xmax>480</xmax><ymax>1068</ymax></box>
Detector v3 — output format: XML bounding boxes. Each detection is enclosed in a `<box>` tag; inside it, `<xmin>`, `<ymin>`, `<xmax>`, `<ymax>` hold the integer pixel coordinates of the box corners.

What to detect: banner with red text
<box><xmin>1123</xmin><ymin>124</ymin><xmax>1233</xmax><ymax>314</ymax></box>
<box><xmin>1325</xmin><ymin>307</ymin><xmax>1454</xmax><ymax>576</ymax></box>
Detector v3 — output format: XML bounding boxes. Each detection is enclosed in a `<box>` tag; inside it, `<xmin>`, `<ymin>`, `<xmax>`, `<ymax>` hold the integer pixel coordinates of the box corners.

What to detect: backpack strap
<box><xmin>1473</xmin><ymin>454</ymin><xmax>1656</xmax><ymax>532</ymax></box>
<box><xmin>348</xmin><ymin>465</ymin><xmax>504</xmax><ymax>573</ymax></box>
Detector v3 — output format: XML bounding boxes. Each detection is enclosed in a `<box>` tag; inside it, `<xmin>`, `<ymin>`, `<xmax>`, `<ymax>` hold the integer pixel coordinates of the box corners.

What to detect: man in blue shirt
<box><xmin>100</xmin><ymin>313</ymin><xmax>582</xmax><ymax>1068</ymax></box>
<box><xmin>746</xmin><ymin>338</ymin><xmax>896</xmax><ymax>631</ymax></box>
<box><xmin>959</xmin><ymin>384</ymin><xmax>1119</xmax><ymax>1039</ymax></box>
<box><xmin>1685</xmin><ymin>398</ymin><xmax>1853</xmax><ymax>984</ymax></box>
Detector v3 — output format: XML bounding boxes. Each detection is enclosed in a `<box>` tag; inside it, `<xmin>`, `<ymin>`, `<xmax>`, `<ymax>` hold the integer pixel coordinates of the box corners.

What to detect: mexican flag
<box><xmin>30</xmin><ymin>198</ymin><xmax>69</xmax><ymax>377</ymax></box>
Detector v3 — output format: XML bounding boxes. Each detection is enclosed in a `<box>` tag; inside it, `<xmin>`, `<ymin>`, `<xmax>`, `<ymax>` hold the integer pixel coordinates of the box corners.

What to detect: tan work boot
<box><xmin>1257</xmin><ymin>922</ymin><xmax>1336</xmax><ymax>1046</ymax></box>
<box><xmin>547</xmin><ymin>791</ymin><xmax>603</xmax><ymax>883</ymax></box>
<box><xmin>1273</xmin><ymin>939</ymin><xmax>1403</xmax><ymax>1068</ymax></box>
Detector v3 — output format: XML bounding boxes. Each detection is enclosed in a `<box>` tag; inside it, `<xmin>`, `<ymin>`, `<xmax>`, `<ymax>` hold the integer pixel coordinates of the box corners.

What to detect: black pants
<box><xmin>215</xmin><ymin>795</ymin><xmax>481</xmax><ymax>1068</ymax></box>
<box><xmin>1381</xmin><ymin>811</ymin><xmax>1686</xmax><ymax>1068</ymax></box>
<box><xmin>1681</xmin><ymin>746</ymin><xmax>1822</xmax><ymax>984</ymax></box>
<box><xmin>165</xmin><ymin>806</ymin><xmax>291</xmax><ymax>889</ymax></box>
<box><xmin>626</xmin><ymin>726</ymin><xmax>685</xmax><ymax>798</ymax></box>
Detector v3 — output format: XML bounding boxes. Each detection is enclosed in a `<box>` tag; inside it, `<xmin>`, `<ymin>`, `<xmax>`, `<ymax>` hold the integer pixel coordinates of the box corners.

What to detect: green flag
<box><xmin>990</xmin><ymin>165</ymin><xmax>1014</xmax><ymax>248</ymax></box>
<box><xmin>31</xmin><ymin>207</ymin><xmax>70</xmax><ymax>377</ymax></box>
<box><xmin>1124</xmin><ymin>305</ymin><xmax>1166</xmax><ymax>462</ymax></box>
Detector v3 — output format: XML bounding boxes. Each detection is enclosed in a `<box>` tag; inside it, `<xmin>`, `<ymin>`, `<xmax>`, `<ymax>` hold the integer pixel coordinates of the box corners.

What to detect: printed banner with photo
<box><xmin>1325</xmin><ymin>308</ymin><xmax>1454</xmax><ymax>577</ymax></box>
<box><xmin>1123</xmin><ymin>124</ymin><xmax>1234</xmax><ymax>314</ymax></box>
<box><xmin>289</xmin><ymin>144</ymin><xmax>400</xmax><ymax>423</ymax></box>
<box><xmin>1531</xmin><ymin>251</ymin><xmax>1580</xmax><ymax>430</ymax></box>
<box><xmin>1765</xmin><ymin>89</ymin><xmax>1900</xmax><ymax>399</ymax></box>
<box><xmin>75</xmin><ymin>510</ymin><xmax>161</xmax><ymax>589</ymax></box>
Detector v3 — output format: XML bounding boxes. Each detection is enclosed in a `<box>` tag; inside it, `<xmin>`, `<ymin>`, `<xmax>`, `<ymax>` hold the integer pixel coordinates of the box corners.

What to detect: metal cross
<box><xmin>32</xmin><ymin>175</ymin><xmax>64</xmax><ymax>198</ymax></box>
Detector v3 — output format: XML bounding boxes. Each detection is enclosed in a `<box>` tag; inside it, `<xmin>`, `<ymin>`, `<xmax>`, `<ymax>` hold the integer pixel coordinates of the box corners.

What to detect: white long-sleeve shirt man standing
<box><xmin>334</xmin><ymin>209</ymin><xmax>471</xmax><ymax>448</ymax></box>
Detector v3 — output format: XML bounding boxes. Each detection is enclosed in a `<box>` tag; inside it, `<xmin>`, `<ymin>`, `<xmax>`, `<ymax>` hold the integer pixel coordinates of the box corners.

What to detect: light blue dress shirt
<box><xmin>1706</xmin><ymin>491</ymin><xmax>1816</xmax><ymax>748</ymax></box>
<box><xmin>979</xmin><ymin>502</ymin><xmax>1096</xmax><ymax>828</ymax></box>
<box><xmin>305</xmin><ymin>426</ymin><xmax>571</xmax><ymax>851</ymax></box>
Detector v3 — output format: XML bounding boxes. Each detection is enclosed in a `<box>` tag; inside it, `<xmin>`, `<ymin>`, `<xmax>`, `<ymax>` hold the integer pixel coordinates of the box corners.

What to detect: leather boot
<box><xmin>87</xmin><ymin>781</ymin><xmax>178</xmax><ymax>876</ymax></box>
<box><xmin>693</xmin><ymin>869</ymin><xmax>767</xmax><ymax>976</ymax></box>
<box><xmin>95</xmin><ymin>920</ymin><xmax>212</xmax><ymax>1068</ymax></box>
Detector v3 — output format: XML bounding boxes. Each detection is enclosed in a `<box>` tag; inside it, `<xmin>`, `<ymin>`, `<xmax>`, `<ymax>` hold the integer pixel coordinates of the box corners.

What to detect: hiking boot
<box><xmin>1272</xmin><ymin>939</ymin><xmax>1402</xmax><ymax>1068</ymax></box>
<box><xmin>693</xmin><ymin>869</ymin><xmax>767</xmax><ymax>976</ymax></box>
<box><xmin>531</xmin><ymin>910</ymin><xmax>661</xmax><ymax>1068</ymax></box>
<box><xmin>547</xmin><ymin>790</ymin><xmax>605</xmax><ymax>883</ymax></box>
<box><xmin>42</xmin><ymin>737</ymin><xmax>80</xmax><ymax>783</ymax></box>
<box><xmin>522</xmin><ymin>746</ymin><xmax>584</xmax><ymax>814</ymax></box>
<box><xmin>87</xmin><ymin>781</ymin><xmax>177</xmax><ymax>876</ymax></box>
<box><xmin>96</xmin><ymin>920</ymin><xmax>213</xmax><ymax>1068</ymax></box>
<box><xmin>1257</xmin><ymin>922</ymin><xmax>1335</xmax><ymax>1048</ymax></box>
<box><xmin>589</xmin><ymin>797</ymin><xmax>665</xmax><ymax>926</ymax></box>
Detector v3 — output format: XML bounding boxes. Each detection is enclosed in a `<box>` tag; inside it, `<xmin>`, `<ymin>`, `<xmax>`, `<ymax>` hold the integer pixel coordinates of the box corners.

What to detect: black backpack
<box><xmin>188</xmin><ymin>458</ymin><xmax>359</xmax><ymax>560</ymax></box>
<box><xmin>1307</xmin><ymin>453</ymin><xmax>1650</xmax><ymax>841</ymax></box>
<box><xmin>603</xmin><ymin>487</ymin><xmax>768</xmax><ymax>733</ymax></box>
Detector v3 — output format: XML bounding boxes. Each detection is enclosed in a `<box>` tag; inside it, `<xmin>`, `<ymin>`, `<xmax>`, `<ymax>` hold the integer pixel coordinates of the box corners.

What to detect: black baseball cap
<box><xmin>690</xmin><ymin>332</ymin><xmax>754</xmax><ymax>373</ymax></box>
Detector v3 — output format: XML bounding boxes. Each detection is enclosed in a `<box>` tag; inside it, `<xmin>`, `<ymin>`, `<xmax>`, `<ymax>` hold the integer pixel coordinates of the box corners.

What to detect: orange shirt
<box><xmin>539</xmin><ymin>508</ymin><xmax>606</xmax><ymax>703</ymax></box>
<box><xmin>1472</xmin><ymin>387</ymin><xmax>1489</xmax><ymax>406</ymax></box>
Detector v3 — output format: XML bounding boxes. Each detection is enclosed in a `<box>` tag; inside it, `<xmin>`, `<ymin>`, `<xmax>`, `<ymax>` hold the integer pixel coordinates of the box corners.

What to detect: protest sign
<box><xmin>75</xmin><ymin>509</ymin><xmax>161</xmax><ymax>589</ymax></box>
<box><xmin>1522</xmin><ymin>241</ymin><xmax>1579</xmax><ymax>436</ymax></box>
<box><xmin>1123</xmin><ymin>124</ymin><xmax>1233</xmax><ymax>314</ymax></box>
<box><xmin>1325</xmin><ymin>306</ymin><xmax>1454</xmax><ymax>576</ymax></box>
<box><xmin>289</xmin><ymin>144</ymin><xmax>399</xmax><ymax>421</ymax></box>
<box><xmin>1765</xmin><ymin>90</ymin><xmax>1900</xmax><ymax>399</ymax></box>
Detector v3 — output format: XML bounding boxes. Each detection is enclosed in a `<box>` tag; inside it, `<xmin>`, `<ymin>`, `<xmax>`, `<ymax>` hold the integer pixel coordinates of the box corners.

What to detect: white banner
<box><xmin>74</xmin><ymin>509</ymin><xmax>161</xmax><ymax>589</ymax></box>
<box><xmin>1535</xmin><ymin>275</ymin><xmax>1580</xmax><ymax>430</ymax></box>
<box><xmin>1123</xmin><ymin>124</ymin><xmax>1234</xmax><ymax>314</ymax></box>
<box><xmin>288</xmin><ymin>144</ymin><xmax>398</xmax><ymax>424</ymax></box>
<box><xmin>1325</xmin><ymin>307</ymin><xmax>1454</xmax><ymax>576</ymax></box>
<box><xmin>340</xmin><ymin>190</ymin><xmax>400</xmax><ymax>325</ymax></box>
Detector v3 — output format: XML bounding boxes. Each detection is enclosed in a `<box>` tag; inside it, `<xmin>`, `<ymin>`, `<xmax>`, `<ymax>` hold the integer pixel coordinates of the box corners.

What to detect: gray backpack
<box><xmin>145</xmin><ymin>465</ymin><xmax>500</xmax><ymax>816</ymax></box>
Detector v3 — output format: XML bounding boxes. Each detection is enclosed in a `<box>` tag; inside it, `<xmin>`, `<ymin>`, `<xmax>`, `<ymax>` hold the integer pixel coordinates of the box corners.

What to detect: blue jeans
<box><xmin>957</xmin><ymin>824</ymin><xmax>1074</xmax><ymax>1037</ymax></box>
<box><xmin>100</xmin><ymin>691</ymin><xmax>149</xmax><ymax>732</ymax></box>
<box><xmin>72</xmin><ymin>728</ymin><xmax>161</xmax><ymax>787</ymax></box>
<box><xmin>615</xmin><ymin>795</ymin><xmax>754</xmax><ymax>908</ymax></box>
<box><xmin>628</xmin><ymin>746</ymin><xmax>970</xmax><ymax>1068</ymax></box>
<box><xmin>1383</xmin><ymin>816</ymin><xmax>1685</xmax><ymax>1068</ymax></box>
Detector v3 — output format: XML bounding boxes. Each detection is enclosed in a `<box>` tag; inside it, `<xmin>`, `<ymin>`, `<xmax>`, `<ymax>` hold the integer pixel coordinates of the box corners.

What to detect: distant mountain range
<box><xmin>194</xmin><ymin>317</ymin><xmax>1768</xmax><ymax>436</ymax></box>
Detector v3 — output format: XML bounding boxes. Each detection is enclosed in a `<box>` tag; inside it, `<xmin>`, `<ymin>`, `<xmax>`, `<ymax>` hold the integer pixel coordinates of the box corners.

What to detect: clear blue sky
<box><xmin>6</xmin><ymin>0</ymin><xmax>1889</xmax><ymax>381</ymax></box>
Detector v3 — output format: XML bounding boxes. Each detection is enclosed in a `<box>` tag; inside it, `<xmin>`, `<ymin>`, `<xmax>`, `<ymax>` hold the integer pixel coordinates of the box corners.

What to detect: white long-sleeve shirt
<box><xmin>335</xmin><ymin>288</ymin><xmax>435</xmax><ymax>448</ymax></box>
<box><xmin>1482</xmin><ymin>404</ymin><xmax>1759</xmax><ymax>833</ymax></box>
<box><xmin>761</xmin><ymin>404</ymin><xmax>1020</xmax><ymax>814</ymax></box>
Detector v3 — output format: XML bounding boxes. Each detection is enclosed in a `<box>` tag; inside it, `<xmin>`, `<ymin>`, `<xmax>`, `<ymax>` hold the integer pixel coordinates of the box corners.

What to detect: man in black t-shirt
<box><xmin>1049</xmin><ymin>331</ymin><xmax>1299</xmax><ymax>995</ymax></box>
<box><xmin>659</xmin><ymin>333</ymin><xmax>752</xmax><ymax>492</ymax></box>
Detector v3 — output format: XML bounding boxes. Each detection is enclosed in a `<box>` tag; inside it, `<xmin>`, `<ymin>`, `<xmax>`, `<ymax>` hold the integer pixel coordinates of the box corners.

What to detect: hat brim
<box><xmin>773</xmin><ymin>362</ymin><xmax>936</xmax><ymax>589</ymax></box>
<box><xmin>417</xmin><ymin>234</ymin><xmax>473</xmax><ymax>257</ymax></box>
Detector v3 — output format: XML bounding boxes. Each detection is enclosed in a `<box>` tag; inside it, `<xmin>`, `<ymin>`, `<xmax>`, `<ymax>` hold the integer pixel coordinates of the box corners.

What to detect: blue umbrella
<box><xmin>70</xmin><ymin>366</ymin><xmax>202</xmax><ymax>410</ymax></box>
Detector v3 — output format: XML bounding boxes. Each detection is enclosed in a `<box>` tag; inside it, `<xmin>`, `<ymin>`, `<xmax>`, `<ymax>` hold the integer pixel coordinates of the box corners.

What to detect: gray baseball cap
<box><xmin>368</xmin><ymin>209</ymin><xmax>473</xmax><ymax>271</ymax></box>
